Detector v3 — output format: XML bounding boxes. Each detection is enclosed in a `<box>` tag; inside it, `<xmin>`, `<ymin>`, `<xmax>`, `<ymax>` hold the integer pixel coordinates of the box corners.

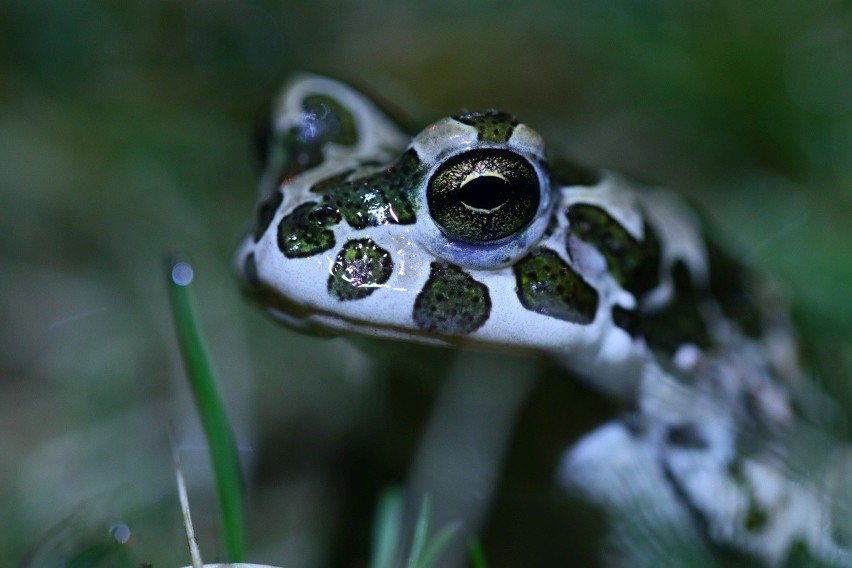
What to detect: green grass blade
<box><xmin>370</xmin><ymin>488</ymin><xmax>403</xmax><ymax>568</ymax></box>
<box><xmin>167</xmin><ymin>257</ymin><xmax>245</xmax><ymax>562</ymax></box>
<box><xmin>468</xmin><ymin>539</ymin><xmax>487</xmax><ymax>568</ymax></box>
<box><xmin>413</xmin><ymin>522</ymin><xmax>459</xmax><ymax>568</ymax></box>
<box><xmin>405</xmin><ymin>495</ymin><xmax>431</xmax><ymax>568</ymax></box>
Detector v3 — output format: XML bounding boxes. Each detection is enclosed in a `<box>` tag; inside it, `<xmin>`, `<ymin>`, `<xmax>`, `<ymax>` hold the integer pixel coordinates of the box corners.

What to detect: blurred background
<box><xmin>1</xmin><ymin>0</ymin><xmax>851</xmax><ymax>566</ymax></box>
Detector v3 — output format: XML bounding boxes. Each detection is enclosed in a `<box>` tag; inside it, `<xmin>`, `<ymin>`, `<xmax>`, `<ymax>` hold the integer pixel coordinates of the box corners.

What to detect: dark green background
<box><xmin>2</xmin><ymin>1</ymin><xmax>851</xmax><ymax>566</ymax></box>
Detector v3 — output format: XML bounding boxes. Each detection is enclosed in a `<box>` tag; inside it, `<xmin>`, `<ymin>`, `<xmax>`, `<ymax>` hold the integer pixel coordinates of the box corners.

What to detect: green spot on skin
<box><xmin>550</xmin><ymin>157</ymin><xmax>601</xmax><ymax>187</ymax></box>
<box><xmin>635</xmin><ymin>262</ymin><xmax>714</xmax><ymax>354</ymax></box>
<box><xmin>242</xmin><ymin>253</ymin><xmax>259</xmax><ymax>288</ymax></box>
<box><xmin>310</xmin><ymin>168</ymin><xmax>355</xmax><ymax>193</ymax></box>
<box><xmin>312</xmin><ymin>149</ymin><xmax>421</xmax><ymax>229</ymax></box>
<box><xmin>253</xmin><ymin>190</ymin><xmax>283</xmax><ymax>241</ymax></box>
<box><xmin>413</xmin><ymin>262</ymin><xmax>491</xmax><ymax>334</ymax></box>
<box><xmin>784</xmin><ymin>539</ymin><xmax>837</xmax><ymax>567</ymax></box>
<box><xmin>454</xmin><ymin>110</ymin><xmax>519</xmax><ymax>143</ymax></box>
<box><xmin>277</xmin><ymin>201</ymin><xmax>341</xmax><ymax>258</ymax></box>
<box><xmin>745</xmin><ymin>501</ymin><xmax>769</xmax><ymax>532</ymax></box>
<box><xmin>706</xmin><ymin>238</ymin><xmax>763</xmax><ymax>338</ymax></box>
<box><xmin>666</xmin><ymin>423</ymin><xmax>708</xmax><ymax>449</ymax></box>
<box><xmin>302</xmin><ymin>94</ymin><xmax>358</xmax><ymax>146</ymax></box>
<box><xmin>568</xmin><ymin>204</ymin><xmax>662</xmax><ymax>297</ymax></box>
<box><xmin>263</xmin><ymin>94</ymin><xmax>359</xmax><ymax>186</ymax></box>
<box><xmin>268</xmin><ymin>126</ymin><xmax>325</xmax><ymax>187</ymax></box>
<box><xmin>513</xmin><ymin>248</ymin><xmax>598</xmax><ymax>324</ymax></box>
<box><xmin>328</xmin><ymin>238</ymin><xmax>393</xmax><ymax>301</ymax></box>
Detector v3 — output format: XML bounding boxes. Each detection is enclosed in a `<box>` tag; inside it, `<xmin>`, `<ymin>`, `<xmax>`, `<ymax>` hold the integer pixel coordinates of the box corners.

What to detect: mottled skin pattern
<box><xmin>235</xmin><ymin>75</ymin><xmax>851</xmax><ymax>567</ymax></box>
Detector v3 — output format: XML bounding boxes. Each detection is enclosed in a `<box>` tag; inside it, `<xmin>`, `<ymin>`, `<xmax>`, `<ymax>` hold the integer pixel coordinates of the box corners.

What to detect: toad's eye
<box><xmin>427</xmin><ymin>149</ymin><xmax>540</xmax><ymax>244</ymax></box>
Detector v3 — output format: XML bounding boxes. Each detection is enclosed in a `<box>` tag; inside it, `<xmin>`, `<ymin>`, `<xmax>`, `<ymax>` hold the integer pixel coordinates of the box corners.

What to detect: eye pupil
<box><xmin>459</xmin><ymin>175</ymin><xmax>512</xmax><ymax>212</ymax></box>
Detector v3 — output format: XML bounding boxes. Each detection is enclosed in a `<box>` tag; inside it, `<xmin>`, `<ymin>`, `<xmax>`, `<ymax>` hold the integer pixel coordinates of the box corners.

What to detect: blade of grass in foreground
<box><xmin>370</xmin><ymin>489</ymin><xmax>403</xmax><ymax>568</ymax></box>
<box><xmin>405</xmin><ymin>494</ymin><xmax>459</xmax><ymax>568</ymax></box>
<box><xmin>468</xmin><ymin>539</ymin><xmax>487</xmax><ymax>568</ymax></box>
<box><xmin>167</xmin><ymin>257</ymin><xmax>245</xmax><ymax>562</ymax></box>
<box><xmin>370</xmin><ymin>490</ymin><xmax>460</xmax><ymax>568</ymax></box>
